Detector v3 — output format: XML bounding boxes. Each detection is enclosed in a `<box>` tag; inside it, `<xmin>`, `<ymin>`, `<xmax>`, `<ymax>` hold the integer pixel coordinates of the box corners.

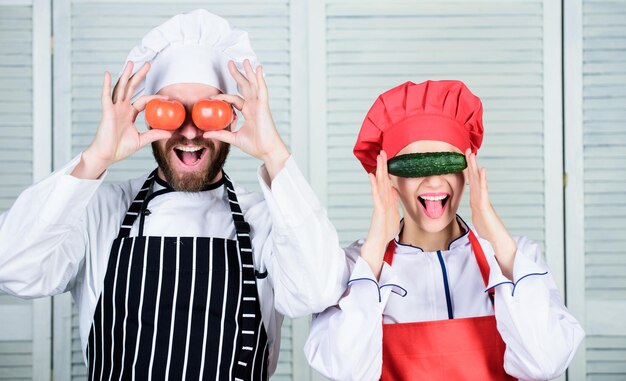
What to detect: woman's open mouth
<box><xmin>418</xmin><ymin>193</ymin><xmax>450</xmax><ymax>219</ymax></box>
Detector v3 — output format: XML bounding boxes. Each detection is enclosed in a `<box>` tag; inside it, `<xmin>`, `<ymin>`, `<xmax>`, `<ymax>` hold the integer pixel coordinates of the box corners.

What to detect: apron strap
<box><xmin>382</xmin><ymin>228</ymin><xmax>495</xmax><ymax>304</ymax></box>
<box><xmin>116</xmin><ymin>169</ymin><xmax>158</xmax><ymax>239</ymax></box>
<box><xmin>383</xmin><ymin>240</ymin><xmax>396</xmax><ymax>266</ymax></box>
<box><xmin>468</xmin><ymin>230</ymin><xmax>495</xmax><ymax>304</ymax></box>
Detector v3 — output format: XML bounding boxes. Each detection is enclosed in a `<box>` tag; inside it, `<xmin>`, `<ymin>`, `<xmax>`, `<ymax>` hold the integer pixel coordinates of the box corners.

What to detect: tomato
<box><xmin>192</xmin><ymin>99</ymin><xmax>234</xmax><ymax>131</ymax></box>
<box><xmin>145</xmin><ymin>99</ymin><xmax>186</xmax><ymax>131</ymax></box>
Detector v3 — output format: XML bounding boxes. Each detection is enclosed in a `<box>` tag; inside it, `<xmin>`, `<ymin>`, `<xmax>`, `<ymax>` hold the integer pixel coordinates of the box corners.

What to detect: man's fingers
<box><xmin>203</xmin><ymin>130</ymin><xmax>237</xmax><ymax>146</ymax></box>
<box><xmin>101</xmin><ymin>72</ymin><xmax>112</xmax><ymax>108</ymax></box>
<box><xmin>228</xmin><ymin>61</ymin><xmax>250</xmax><ymax>95</ymax></box>
<box><xmin>211</xmin><ymin>93</ymin><xmax>245</xmax><ymax>111</ymax></box>
<box><xmin>126</xmin><ymin>62</ymin><xmax>150</xmax><ymax>101</ymax></box>
<box><xmin>115</xmin><ymin>61</ymin><xmax>133</xmax><ymax>103</ymax></box>
<box><xmin>243</xmin><ymin>59</ymin><xmax>258</xmax><ymax>88</ymax></box>
<box><xmin>131</xmin><ymin>94</ymin><xmax>168</xmax><ymax>120</ymax></box>
<box><xmin>138</xmin><ymin>129</ymin><xmax>173</xmax><ymax>149</ymax></box>
<box><xmin>256</xmin><ymin>65</ymin><xmax>268</xmax><ymax>100</ymax></box>
<box><xmin>132</xmin><ymin>94</ymin><xmax>168</xmax><ymax>112</ymax></box>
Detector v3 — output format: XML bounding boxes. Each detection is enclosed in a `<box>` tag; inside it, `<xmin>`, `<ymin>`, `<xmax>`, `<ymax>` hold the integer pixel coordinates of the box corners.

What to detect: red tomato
<box><xmin>192</xmin><ymin>99</ymin><xmax>234</xmax><ymax>131</ymax></box>
<box><xmin>145</xmin><ymin>99</ymin><xmax>186</xmax><ymax>131</ymax></box>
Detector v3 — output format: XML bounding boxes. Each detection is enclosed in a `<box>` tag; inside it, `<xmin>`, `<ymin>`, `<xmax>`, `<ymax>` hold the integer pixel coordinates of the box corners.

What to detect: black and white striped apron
<box><xmin>86</xmin><ymin>170</ymin><xmax>269</xmax><ymax>380</ymax></box>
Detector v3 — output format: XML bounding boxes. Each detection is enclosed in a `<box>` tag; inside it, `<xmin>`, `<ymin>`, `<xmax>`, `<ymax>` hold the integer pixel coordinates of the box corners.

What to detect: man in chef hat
<box><xmin>0</xmin><ymin>9</ymin><xmax>346</xmax><ymax>380</ymax></box>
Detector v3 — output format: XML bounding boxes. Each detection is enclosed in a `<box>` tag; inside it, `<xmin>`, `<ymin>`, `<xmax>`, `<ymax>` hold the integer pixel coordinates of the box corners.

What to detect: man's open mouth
<box><xmin>418</xmin><ymin>194</ymin><xmax>450</xmax><ymax>219</ymax></box>
<box><xmin>174</xmin><ymin>145</ymin><xmax>207</xmax><ymax>166</ymax></box>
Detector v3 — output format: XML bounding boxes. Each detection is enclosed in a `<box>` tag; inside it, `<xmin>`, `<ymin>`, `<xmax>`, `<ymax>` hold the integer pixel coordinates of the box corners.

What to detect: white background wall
<box><xmin>0</xmin><ymin>0</ymin><xmax>624</xmax><ymax>380</ymax></box>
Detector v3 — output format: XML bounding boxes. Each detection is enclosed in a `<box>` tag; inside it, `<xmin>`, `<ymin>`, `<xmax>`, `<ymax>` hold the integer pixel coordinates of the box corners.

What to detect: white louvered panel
<box><xmin>66</xmin><ymin>2</ymin><xmax>294</xmax><ymax>380</ymax></box>
<box><xmin>0</xmin><ymin>5</ymin><xmax>33</xmax><ymax>212</ymax></box>
<box><xmin>583</xmin><ymin>1</ymin><xmax>626</xmax><ymax>380</ymax></box>
<box><xmin>0</xmin><ymin>4</ymin><xmax>35</xmax><ymax>380</ymax></box>
<box><xmin>326</xmin><ymin>1</ymin><xmax>546</xmax><ymax>248</ymax></box>
<box><xmin>0</xmin><ymin>294</ymin><xmax>33</xmax><ymax>380</ymax></box>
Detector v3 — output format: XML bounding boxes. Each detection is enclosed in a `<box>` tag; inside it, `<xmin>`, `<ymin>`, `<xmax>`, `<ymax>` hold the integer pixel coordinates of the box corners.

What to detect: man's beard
<box><xmin>152</xmin><ymin>137</ymin><xmax>230</xmax><ymax>192</ymax></box>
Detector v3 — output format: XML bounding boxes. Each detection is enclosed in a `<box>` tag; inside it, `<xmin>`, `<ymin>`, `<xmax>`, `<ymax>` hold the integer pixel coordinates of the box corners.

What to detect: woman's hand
<box><xmin>72</xmin><ymin>62</ymin><xmax>172</xmax><ymax>179</ymax></box>
<box><xmin>465</xmin><ymin>148</ymin><xmax>516</xmax><ymax>279</ymax></box>
<box><xmin>361</xmin><ymin>151</ymin><xmax>401</xmax><ymax>280</ymax></box>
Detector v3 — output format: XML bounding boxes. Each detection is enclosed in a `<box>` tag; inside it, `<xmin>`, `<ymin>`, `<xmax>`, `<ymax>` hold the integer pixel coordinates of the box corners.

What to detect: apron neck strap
<box><xmin>221</xmin><ymin>173</ymin><xmax>252</xmax><ymax>237</ymax></box>
<box><xmin>468</xmin><ymin>230</ymin><xmax>490</xmax><ymax>288</ymax></box>
<box><xmin>116</xmin><ymin>170</ymin><xmax>251</xmax><ymax>239</ymax></box>
<box><xmin>116</xmin><ymin>169</ymin><xmax>158</xmax><ymax>239</ymax></box>
<box><xmin>382</xmin><ymin>229</ymin><xmax>491</xmax><ymax>289</ymax></box>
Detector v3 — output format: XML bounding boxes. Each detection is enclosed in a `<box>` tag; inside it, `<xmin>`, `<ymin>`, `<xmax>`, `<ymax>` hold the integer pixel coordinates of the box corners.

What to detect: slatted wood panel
<box><xmin>583</xmin><ymin>1</ymin><xmax>626</xmax><ymax>379</ymax></box>
<box><xmin>324</xmin><ymin>1</ymin><xmax>547</xmax><ymax>248</ymax></box>
<box><xmin>62</xmin><ymin>1</ymin><xmax>295</xmax><ymax>380</ymax></box>
<box><xmin>0</xmin><ymin>4</ymin><xmax>35</xmax><ymax>380</ymax></box>
<box><xmin>0</xmin><ymin>5</ymin><xmax>33</xmax><ymax>212</ymax></box>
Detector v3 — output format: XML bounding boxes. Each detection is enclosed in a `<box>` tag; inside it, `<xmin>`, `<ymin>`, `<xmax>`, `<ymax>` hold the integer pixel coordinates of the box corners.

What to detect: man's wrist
<box><xmin>71</xmin><ymin>148</ymin><xmax>110</xmax><ymax>180</ymax></box>
<box><xmin>261</xmin><ymin>143</ymin><xmax>290</xmax><ymax>181</ymax></box>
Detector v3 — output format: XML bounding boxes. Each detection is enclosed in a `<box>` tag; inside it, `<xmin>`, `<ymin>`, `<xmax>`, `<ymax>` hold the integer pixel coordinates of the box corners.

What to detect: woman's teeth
<box><xmin>421</xmin><ymin>195</ymin><xmax>447</xmax><ymax>201</ymax></box>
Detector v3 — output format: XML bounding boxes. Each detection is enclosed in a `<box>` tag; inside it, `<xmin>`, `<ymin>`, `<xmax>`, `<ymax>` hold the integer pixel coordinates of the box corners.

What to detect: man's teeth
<box><xmin>176</xmin><ymin>146</ymin><xmax>203</xmax><ymax>152</ymax></box>
<box><xmin>421</xmin><ymin>195</ymin><xmax>447</xmax><ymax>201</ymax></box>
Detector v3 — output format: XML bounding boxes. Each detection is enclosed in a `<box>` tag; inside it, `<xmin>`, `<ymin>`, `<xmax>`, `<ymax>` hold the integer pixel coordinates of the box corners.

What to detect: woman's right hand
<box><xmin>71</xmin><ymin>62</ymin><xmax>173</xmax><ymax>179</ymax></box>
<box><xmin>361</xmin><ymin>150</ymin><xmax>400</xmax><ymax>279</ymax></box>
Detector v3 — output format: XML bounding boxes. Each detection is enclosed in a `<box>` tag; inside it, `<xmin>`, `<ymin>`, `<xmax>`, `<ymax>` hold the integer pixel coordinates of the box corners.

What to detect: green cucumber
<box><xmin>387</xmin><ymin>152</ymin><xmax>467</xmax><ymax>178</ymax></box>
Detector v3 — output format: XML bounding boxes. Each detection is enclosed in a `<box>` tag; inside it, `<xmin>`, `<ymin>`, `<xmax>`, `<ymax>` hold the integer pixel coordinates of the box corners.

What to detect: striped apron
<box><xmin>86</xmin><ymin>170</ymin><xmax>269</xmax><ymax>380</ymax></box>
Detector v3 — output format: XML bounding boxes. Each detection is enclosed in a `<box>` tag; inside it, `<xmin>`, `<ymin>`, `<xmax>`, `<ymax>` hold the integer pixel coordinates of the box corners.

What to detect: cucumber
<box><xmin>387</xmin><ymin>152</ymin><xmax>467</xmax><ymax>178</ymax></box>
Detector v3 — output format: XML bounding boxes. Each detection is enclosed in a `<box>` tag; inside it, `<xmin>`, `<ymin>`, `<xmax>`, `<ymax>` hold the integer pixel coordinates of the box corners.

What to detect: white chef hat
<box><xmin>121</xmin><ymin>9</ymin><xmax>259</xmax><ymax>103</ymax></box>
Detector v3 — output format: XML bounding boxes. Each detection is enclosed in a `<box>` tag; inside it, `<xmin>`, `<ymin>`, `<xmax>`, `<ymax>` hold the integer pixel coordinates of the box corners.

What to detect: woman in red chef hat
<box><xmin>304</xmin><ymin>80</ymin><xmax>584</xmax><ymax>381</ymax></box>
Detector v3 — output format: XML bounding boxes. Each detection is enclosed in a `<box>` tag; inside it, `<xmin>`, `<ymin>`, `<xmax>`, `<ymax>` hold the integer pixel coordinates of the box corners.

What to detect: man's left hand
<box><xmin>203</xmin><ymin>60</ymin><xmax>290</xmax><ymax>180</ymax></box>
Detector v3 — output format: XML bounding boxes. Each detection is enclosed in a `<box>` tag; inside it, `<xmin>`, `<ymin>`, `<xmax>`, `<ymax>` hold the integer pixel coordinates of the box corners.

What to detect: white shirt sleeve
<box><xmin>0</xmin><ymin>153</ymin><xmax>104</xmax><ymax>297</ymax></box>
<box><xmin>486</xmin><ymin>236</ymin><xmax>585</xmax><ymax>380</ymax></box>
<box><xmin>304</xmin><ymin>243</ymin><xmax>399</xmax><ymax>381</ymax></box>
<box><xmin>255</xmin><ymin>156</ymin><xmax>350</xmax><ymax>317</ymax></box>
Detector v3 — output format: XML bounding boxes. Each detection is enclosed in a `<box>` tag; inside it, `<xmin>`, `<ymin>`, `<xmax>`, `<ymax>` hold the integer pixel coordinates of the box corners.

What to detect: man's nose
<box><xmin>176</xmin><ymin>114</ymin><xmax>202</xmax><ymax>140</ymax></box>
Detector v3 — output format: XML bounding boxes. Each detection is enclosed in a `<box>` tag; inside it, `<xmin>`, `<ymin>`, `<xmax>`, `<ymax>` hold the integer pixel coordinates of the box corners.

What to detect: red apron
<box><xmin>380</xmin><ymin>231</ymin><xmax>516</xmax><ymax>381</ymax></box>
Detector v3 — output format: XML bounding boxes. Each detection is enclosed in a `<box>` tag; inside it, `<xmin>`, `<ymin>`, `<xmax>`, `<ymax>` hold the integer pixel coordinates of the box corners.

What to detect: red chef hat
<box><xmin>353</xmin><ymin>80</ymin><xmax>484</xmax><ymax>173</ymax></box>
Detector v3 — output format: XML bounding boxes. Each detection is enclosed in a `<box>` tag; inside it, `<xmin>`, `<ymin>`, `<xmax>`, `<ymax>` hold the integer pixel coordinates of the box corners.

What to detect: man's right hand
<box><xmin>71</xmin><ymin>62</ymin><xmax>173</xmax><ymax>179</ymax></box>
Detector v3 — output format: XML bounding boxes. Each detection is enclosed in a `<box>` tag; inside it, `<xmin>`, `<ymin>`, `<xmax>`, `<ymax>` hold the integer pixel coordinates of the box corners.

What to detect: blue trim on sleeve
<box><xmin>437</xmin><ymin>250</ymin><xmax>454</xmax><ymax>319</ymax></box>
<box><xmin>485</xmin><ymin>271</ymin><xmax>549</xmax><ymax>297</ymax></box>
<box><xmin>348</xmin><ymin>278</ymin><xmax>382</xmax><ymax>303</ymax></box>
<box><xmin>380</xmin><ymin>283</ymin><xmax>408</xmax><ymax>298</ymax></box>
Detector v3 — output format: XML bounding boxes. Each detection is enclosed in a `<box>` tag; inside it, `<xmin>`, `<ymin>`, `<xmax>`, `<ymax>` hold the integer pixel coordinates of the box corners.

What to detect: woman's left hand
<box><xmin>465</xmin><ymin>149</ymin><xmax>516</xmax><ymax>278</ymax></box>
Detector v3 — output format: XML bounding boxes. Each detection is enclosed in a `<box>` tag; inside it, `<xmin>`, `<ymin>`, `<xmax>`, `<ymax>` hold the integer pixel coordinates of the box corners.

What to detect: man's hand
<box><xmin>71</xmin><ymin>62</ymin><xmax>172</xmax><ymax>179</ymax></box>
<box><xmin>465</xmin><ymin>148</ymin><xmax>516</xmax><ymax>279</ymax></box>
<box><xmin>202</xmin><ymin>60</ymin><xmax>290</xmax><ymax>180</ymax></box>
<box><xmin>361</xmin><ymin>151</ymin><xmax>401</xmax><ymax>280</ymax></box>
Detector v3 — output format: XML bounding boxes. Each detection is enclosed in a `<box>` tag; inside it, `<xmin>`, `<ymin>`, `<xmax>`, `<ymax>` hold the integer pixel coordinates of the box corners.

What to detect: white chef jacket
<box><xmin>0</xmin><ymin>153</ymin><xmax>348</xmax><ymax>376</ymax></box>
<box><xmin>304</xmin><ymin>217</ymin><xmax>584</xmax><ymax>381</ymax></box>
